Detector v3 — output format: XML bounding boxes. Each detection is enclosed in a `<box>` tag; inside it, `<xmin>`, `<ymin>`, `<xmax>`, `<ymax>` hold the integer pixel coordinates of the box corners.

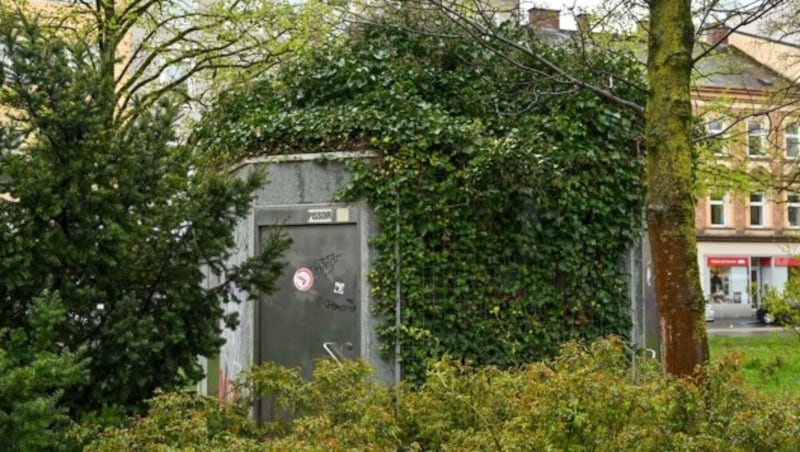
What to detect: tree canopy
<box><xmin>0</xmin><ymin>6</ymin><xmax>287</xmax><ymax>419</ymax></box>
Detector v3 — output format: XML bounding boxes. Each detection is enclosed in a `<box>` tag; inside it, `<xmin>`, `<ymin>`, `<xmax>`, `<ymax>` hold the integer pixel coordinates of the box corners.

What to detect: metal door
<box><xmin>255</xmin><ymin>206</ymin><xmax>361</xmax><ymax>424</ymax></box>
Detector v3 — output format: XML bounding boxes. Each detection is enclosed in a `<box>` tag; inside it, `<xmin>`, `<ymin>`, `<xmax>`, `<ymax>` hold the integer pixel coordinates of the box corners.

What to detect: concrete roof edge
<box><xmin>230</xmin><ymin>151</ymin><xmax>379</xmax><ymax>173</ymax></box>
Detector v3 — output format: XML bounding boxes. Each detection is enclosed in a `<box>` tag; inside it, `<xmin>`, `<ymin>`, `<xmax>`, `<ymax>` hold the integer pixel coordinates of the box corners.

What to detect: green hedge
<box><xmin>87</xmin><ymin>337</ymin><xmax>800</xmax><ymax>451</ymax></box>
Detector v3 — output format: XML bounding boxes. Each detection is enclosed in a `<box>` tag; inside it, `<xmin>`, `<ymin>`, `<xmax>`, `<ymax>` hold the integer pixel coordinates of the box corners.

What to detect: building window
<box><xmin>750</xmin><ymin>192</ymin><xmax>765</xmax><ymax>227</ymax></box>
<box><xmin>787</xmin><ymin>123</ymin><xmax>800</xmax><ymax>158</ymax></box>
<box><xmin>789</xmin><ymin>194</ymin><xmax>800</xmax><ymax>228</ymax></box>
<box><xmin>748</xmin><ymin>121</ymin><xmax>766</xmax><ymax>156</ymax></box>
<box><xmin>708</xmin><ymin>120</ymin><xmax>726</xmax><ymax>155</ymax></box>
<box><xmin>710</xmin><ymin>194</ymin><xmax>726</xmax><ymax>227</ymax></box>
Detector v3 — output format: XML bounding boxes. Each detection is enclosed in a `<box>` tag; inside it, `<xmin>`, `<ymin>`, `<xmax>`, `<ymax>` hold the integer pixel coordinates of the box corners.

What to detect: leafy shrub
<box><xmin>84</xmin><ymin>391</ymin><xmax>263</xmax><ymax>451</ymax></box>
<box><xmin>89</xmin><ymin>337</ymin><xmax>800</xmax><ymax>451</ymax></box>
<box><xmin>0</xmin><ymin>291</ymin><xmax>87</xmax><ymax>452</ymax></box>
<box><xmin>761</xmin><ymin>279</ymin><xmax>800</xmax><ymax>334</ymax></box>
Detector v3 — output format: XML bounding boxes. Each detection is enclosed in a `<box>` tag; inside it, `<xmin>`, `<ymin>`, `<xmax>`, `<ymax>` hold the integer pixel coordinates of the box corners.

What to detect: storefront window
<box><xmin>707</xmin><ymin>257</ymin><xmax>749</xmax><ymax>304</ymax></box>
<box><xmin>769</xmin><ymin>257</ymin><xmax>797</xmax><ymax>294</ymax></box>
<box><xmin>709</xmin><ymin>269</ymin><xmax>728</xmax><ymax>302</ymax></box>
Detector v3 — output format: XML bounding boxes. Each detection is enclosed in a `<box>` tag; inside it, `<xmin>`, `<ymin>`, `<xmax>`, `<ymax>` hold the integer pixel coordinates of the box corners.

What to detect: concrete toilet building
<box><xmin>199</xmin><ymin>151</ymin><xmax>654</xmax><ymax>414</ymax></box>
<box><xmin>200</xmin><ymin>152</ymin><xmax>393</xmax><ymax>414</ymax></box>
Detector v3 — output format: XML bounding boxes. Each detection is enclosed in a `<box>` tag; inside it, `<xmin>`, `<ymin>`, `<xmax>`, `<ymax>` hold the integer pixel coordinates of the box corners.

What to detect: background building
<box><xmin>694</xmin><ymin>28</ymin><xmax>800</xmax><ymax>317</ymax></box>
<box><xmin>524</xmin><ymin>6</ymin><xmax>800</xmax><ymax>318</ymax></box>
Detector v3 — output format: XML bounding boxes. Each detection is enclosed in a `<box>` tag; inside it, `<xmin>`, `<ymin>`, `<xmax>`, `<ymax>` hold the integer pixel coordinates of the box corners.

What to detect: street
<box><xmin>707</xmin><ymin>317</ymin><xmax>791</xmax><ymax>336</ymax></box>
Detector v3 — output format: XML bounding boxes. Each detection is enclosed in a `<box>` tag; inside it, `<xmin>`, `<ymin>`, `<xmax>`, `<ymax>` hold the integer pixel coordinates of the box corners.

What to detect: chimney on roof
<box><xmin>707</xmin><ymin>26</ymin><xmax>730</xmax><ymax>48</ymax></box>
<box><xmin>529</xmin><ymin>8</ymin><xmax>560</xmax><ymax>29</ymax></box>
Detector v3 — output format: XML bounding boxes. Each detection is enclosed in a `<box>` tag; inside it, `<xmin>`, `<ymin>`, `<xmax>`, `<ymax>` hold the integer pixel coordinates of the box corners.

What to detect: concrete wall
<box><xmin>628</xmin><ymin>232</ymin><xmax>660</xmax><ymax>358</ymax></box>
<box><xmin>208</xmin><ymin>151</ymin><xmax>652</xmax><ymax>394</ymax></box>
<box><xmin>210</xmin><ymin>152</ymin><xmax>391</xmax><ymax>398</ymax></box>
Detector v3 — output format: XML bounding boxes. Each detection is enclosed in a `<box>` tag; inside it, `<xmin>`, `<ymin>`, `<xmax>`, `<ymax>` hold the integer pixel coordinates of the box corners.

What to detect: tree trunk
<box><xmin>645</xmin><ymin>0</ymin><xmax>709</xmax><ymax>376</ymax></box>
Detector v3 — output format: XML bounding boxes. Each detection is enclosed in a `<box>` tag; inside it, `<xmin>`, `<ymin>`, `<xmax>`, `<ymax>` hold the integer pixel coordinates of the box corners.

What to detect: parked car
<box><xmin>705</xmin><ymin>303</ymin><xmax>715</xmax><ymax>323</ymax></box>
<box><xmin>757</xmin><ymin>301</ymin><xmax>800</xmax><ymax>325</ymax></box>
<box><xmin>757</xmin><ymin>307</ymin><xmax>779</xmax><ymax>325</ymax></box>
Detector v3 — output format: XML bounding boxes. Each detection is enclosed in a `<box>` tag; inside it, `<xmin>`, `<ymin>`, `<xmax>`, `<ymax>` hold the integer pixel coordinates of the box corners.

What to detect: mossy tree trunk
<box><xmin>646</xmin><ymin>0</ymin><xmax>709</xmax><ymax>376</ymax></box>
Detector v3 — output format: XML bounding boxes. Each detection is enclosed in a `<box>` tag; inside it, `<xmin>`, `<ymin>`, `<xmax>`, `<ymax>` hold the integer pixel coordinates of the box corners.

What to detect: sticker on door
<box><xmin>293</xmin><ymin>267</ymin><xmax>314</xmax><ymax>292</ymax></box>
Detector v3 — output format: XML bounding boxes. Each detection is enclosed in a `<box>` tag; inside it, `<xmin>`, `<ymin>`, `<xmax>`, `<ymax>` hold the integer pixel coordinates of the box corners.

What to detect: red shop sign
<box><xmin>707</xmin><ymin>256</ymin><xmax>749</xmax><ymax>266</ymax></box>
<box><xmin>774</xmin><ymin>257</ymin><xmax>800</xmax><ymax>266</ymax></box>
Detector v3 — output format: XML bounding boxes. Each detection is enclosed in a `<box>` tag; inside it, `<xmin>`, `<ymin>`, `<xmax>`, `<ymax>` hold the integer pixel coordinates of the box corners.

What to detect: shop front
<box><xmin>707</xmin><ymin>256</ymin><xmax>751</xmax><ymax>306</ymax></box>
<box><xmin>700</xmin><ymin>243</ymin><xmax>800</xmax><ymax>317</ymax></box>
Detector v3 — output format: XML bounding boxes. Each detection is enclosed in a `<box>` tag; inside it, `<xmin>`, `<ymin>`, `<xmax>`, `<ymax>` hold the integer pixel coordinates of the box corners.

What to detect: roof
<box><xmin>527</xmin><ymin>26</ymin><xmax>576</xmax><ymax>46</ymax></box>
<box><xmin>526</xmin><ymin>23</ymin><xmax>793</xmax><ymax>95</ymax></box>
<box><xmin>693</xmin><ymin>42</ymin><xmax>788</xmax><ymax>92</ymax></box>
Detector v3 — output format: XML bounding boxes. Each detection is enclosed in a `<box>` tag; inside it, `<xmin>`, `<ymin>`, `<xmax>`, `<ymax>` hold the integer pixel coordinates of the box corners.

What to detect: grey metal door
<box><xmin>257</xmin><ymin>218</ymin><xmax>361</xmax><ymax>380</ymax></box>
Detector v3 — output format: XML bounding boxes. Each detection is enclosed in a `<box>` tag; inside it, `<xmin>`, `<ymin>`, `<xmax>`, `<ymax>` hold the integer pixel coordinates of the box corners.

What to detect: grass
<box><xmin>709</xmin><ymin>332</ymin><xmax>800</xmax><ymax>396</ymax></box>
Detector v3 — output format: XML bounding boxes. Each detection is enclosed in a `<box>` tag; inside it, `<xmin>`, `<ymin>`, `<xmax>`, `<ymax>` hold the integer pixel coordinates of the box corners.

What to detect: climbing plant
<box><xmin>195</xmin><ymin>7</ymin><xmax>647</xmax><ymax>382</ymax></box>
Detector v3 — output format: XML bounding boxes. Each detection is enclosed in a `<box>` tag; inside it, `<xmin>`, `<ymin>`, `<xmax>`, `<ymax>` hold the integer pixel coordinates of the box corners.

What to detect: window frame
<box><xmin>786</xmin><ymin>123</ymin><xmax>800</xmax><ymax>158</ymax></box>
<box><xmin>748</xmin><ymin>120</ymin><xmax>766</xmax><ymax>157</ymax></box>
<box><xmin>788</xmin><ymin>194</ymin><xmax>800</xmax><ymax>228</ymax></box>
<box><xmin>709</xmin><ymin>194</ymin><xmax>726</xmax><ymax>227</ymax></box>
<box><xmin>749</xmin><ymin>192</ymin><xmax>766</xmax><ymax>228</ymax></box>
<box><xmin>707</xmin><ymin>120</ymin><xmax>727</xmax><ymax>155</ymax></box>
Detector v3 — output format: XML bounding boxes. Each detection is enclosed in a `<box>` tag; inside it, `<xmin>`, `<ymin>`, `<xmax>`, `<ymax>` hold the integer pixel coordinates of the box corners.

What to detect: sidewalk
<box><xmin>707</xmin><ymin>317</ymin><xmax>788</xmax><ymax>336</ymax></box>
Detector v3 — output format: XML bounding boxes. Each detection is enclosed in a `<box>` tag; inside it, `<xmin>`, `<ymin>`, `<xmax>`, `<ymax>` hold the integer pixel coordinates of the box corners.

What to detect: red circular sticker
<box><xmin>293</xmin><ymin>267</ymin><xmax>314</xmax><ymax>292</ymax></box>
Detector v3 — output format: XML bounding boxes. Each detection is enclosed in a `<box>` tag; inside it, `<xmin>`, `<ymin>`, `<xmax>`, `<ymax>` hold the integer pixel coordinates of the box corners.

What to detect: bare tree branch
<box><xmin>364</xmin><ymin>0</ymin><xmax>646</xmax><ymax>117</ymax></box>
<box><xmin>692</xmin><ymin>0</ymin><xmax>785</xmax><ymax>64</ymax></box>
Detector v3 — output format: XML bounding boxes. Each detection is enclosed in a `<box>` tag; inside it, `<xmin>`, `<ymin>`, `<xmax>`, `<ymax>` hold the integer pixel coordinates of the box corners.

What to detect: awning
<box><xmin>707</xmin><ymin>256</ymin><xmax>749</xmax><ymax>266</ymax></box>
<box><xmin>773</xmin><ymin>257</ymin><xmax>800</xmax><ymax>266</ymax></box>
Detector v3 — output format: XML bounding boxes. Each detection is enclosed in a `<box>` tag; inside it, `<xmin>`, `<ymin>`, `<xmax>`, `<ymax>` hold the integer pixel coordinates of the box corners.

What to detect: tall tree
<box><xmin>0</xmin><ymin>97</ymin><xmax>87</xmax><ymax>447</ymax></box>
<box><xmin>0</xmin><ymin>1</ymin><xmax>295</xmax><ymax>416</ymax></box>
<box><xmin>644</xmin><ymin>0</ymin><xmax>706</xmax><ymax>376</ymax></box>
<box><xmin>343</xmin><ymin>0</ymin><xmax>790</xmax><ymax>376</ymax></box>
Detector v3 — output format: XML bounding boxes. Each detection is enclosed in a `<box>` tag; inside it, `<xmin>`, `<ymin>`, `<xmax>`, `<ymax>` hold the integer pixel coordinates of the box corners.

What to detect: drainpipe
<box><xmin>395</xmin><ymin>191</ymin><xmax>402</xmax><ymax>386</ymax></box>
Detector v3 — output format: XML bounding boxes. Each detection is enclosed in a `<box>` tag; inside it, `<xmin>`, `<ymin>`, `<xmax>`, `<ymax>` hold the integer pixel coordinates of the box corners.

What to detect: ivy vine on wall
<box><xmin>195</xmin><ymin>7</ymin><xmax>647</xmax><ymax>382</ymax></box>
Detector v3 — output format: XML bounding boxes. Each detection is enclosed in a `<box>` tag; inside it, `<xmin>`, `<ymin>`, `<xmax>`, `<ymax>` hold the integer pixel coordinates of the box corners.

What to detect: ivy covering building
<box><xmin>196</xmin><ymin>6</ymin><xmax>647</xmax><ymax>382</ymax></box>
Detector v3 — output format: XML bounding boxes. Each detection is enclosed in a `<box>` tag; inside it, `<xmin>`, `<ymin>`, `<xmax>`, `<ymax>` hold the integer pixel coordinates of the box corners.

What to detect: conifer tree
<box><xmin>0</xmin><ymin>8</ymin><xmax>286</xmax><ymax>416</ymax></box>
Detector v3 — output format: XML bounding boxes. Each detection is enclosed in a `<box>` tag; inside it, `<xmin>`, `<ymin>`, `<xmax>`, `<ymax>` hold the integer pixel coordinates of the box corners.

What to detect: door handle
<box><xmin>322</xmin><ymin>342</ymin><xmax>353</xmax><ymax>364</ymax></box>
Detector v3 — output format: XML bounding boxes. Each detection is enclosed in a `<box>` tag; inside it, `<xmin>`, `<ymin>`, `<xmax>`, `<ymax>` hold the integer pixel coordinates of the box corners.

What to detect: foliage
<box><xmin>195</xmin><ymin>6</ymin><xmax>646</xmax><ymax>381</ymax></box>
<box><xmin>0</xmin><ymin>291</ymin><xmax>87</xmax><ymax>452</ymax></box>
<box><xmin>0</xmin><ymin>10</ymin><xmax>288</xmax><ymax>417</ymax></box>
<box><xmin>89</xmin><ymin>336</ymin><xmax>800</xmax><ymax>451</ymax></box>
<box><xmin>140</xmin><ymin>0</ymin><xmax>335</xmax><ymax>104</ymax></box>
<box><xmin>8</xmin><ymin>0</ymin><xmax>336</xmax><ymax>126</ymax></box>
<box><xmin>87</xmin><ymin>359</ymin><xmax>399</xmax><ymax>451</ymax></box>
<box><xmin>83</xmin><ymin>391</ymin><xmax>263</xmax><ymax>451</ymax></box>
<box><xmin>761</xmin><ymin>282</ymin><xmax>800</xmax><ymax>338</ymax></box>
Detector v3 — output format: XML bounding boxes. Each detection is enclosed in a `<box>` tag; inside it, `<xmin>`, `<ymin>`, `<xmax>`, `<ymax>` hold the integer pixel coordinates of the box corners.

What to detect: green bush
<box><xmin>0</xmin><ymin>291</ymin><xmax>87</xmax><ymax>452</ymax></box>
<box><xmin>89</xmin><ymin>337</ymin><xmax>800</xmax><ymax>451</ymax></box>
